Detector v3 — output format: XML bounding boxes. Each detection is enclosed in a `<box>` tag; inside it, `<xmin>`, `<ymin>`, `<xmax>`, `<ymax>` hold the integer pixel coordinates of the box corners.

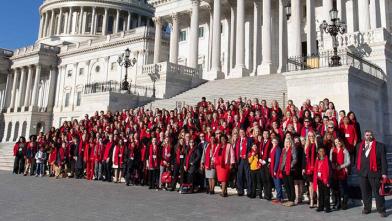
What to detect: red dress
<box><xmin>214</xmin><ymin>144</ymin><xmax>231</xmax><ymax>182</ymax></box>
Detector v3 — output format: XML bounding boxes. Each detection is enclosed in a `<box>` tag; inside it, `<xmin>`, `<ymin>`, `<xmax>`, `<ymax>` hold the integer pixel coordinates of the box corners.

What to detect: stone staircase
<box><xmin>145</xmin><ymin>74</ymin><xmax>288</xmax><ymax>110</ymax></box>
<box><xmin>0</xmin><ymin>142</ymin><xmax>14</xmax><ymax>171</ymax></box>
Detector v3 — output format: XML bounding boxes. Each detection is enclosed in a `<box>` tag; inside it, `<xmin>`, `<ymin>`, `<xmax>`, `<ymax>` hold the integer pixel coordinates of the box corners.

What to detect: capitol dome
<box><xmin>37</xmin><ymin>0</ymin><xmax>154</xmax><ymax>45</ymax></box>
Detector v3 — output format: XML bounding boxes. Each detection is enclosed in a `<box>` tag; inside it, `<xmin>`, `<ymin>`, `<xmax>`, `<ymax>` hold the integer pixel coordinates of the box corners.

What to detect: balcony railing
<box><xmin>287</xmin><ymin>50</ymin><xmax>386</xmax><ymax>81</ymax></box>
<box><xmin>84</xmin><ymin>81</ymin><xmax>154</xmax><ymax>96</ymax></box>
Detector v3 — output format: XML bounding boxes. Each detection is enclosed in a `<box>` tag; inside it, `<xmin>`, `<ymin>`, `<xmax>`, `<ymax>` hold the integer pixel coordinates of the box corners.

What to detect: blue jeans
<box><xmin>237</xmin><ymin>159</ymin><xmax>252</xmax><ymax>195</ymax></box>
<box><xmin>36</xmin><ymin>163</ymin><xmax>44</xmax><ymax>176</ymax></box>
<box><xmin>273</xmin><ymin>177</ymin><xmax>283</xmax><ymax>200</ymax></box>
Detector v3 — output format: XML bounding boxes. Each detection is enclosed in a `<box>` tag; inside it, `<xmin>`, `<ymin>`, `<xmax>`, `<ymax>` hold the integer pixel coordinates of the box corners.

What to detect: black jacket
<box><xmin>355</xmin><ymin>141</ymin><xmax>387</xmax><ymax>178</ymax></box>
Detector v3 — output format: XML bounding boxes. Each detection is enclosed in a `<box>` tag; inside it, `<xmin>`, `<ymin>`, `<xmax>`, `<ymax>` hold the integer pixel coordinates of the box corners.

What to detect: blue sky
<box><xmin>0</xmin><ymin>0</ymin><xmax>42</xmax><ymax>49</ymax></box>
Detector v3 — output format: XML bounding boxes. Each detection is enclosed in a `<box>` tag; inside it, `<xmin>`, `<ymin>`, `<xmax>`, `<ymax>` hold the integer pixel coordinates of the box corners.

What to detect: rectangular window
<box><xmin>64</xmin><ymin>93</ymin><xmax>70</xmax><ymax>107</ymax></box>
<box><xmin>179</xmin><ymin>30</ymin><xmax>187</xmax><ymax>42</ymax></box>
<box><xmin>198</xmin><ymin>27</ymin><xmax>204</xmax><ymax>38</ymax></box>
<box><xmin>76</xmin><ymin>92</ymin><xmax>82</xmax><ymax>106</ymax></box>
<box><xmin>67</xmin><ymin>70</ymin><xmax>73</xmax><ymax>77</ymax></box>
<box><xmin>79</xmin><ymin>68</ymin><xmax>84</xmax><ymax>76</ymax></box>
<box><xmin>111</xmin><ymin>62</ymin><xmax>117</xmax><ymax>71</ymax></box>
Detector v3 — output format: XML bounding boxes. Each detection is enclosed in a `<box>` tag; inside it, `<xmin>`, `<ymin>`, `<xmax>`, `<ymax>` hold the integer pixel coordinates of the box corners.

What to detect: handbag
<box><xmin>379</xmin><ymin>177</ymin><xmax>392</xmax><ymax>196</ymax></box>
<box><xmin>161</xmin><ymin>171</ymin><xmax>172</xmax><ymax>184</ymax></box>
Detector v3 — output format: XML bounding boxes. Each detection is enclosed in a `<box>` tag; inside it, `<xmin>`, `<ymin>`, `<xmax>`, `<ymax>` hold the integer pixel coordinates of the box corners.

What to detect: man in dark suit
<box><xmin>235</xmin><ymin>129</ymin><xmax>253</xmax><ymax>196</ymax></box>
<box><xmin>185</xmin><ymin>139</ymin><xmax>201</xmax><ymax>192</ymax></box>
<box><xmin>356</xmin><ymin>130</ymin><xmax>388</xmax><ymax>217</ymax></box>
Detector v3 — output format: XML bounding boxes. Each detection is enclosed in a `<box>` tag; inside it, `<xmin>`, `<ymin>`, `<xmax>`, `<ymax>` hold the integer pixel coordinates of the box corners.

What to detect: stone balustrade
<box><xmin>141</xmin><ymin>61</ymin><xmax>200</xmax><ymax>79</ymax></box>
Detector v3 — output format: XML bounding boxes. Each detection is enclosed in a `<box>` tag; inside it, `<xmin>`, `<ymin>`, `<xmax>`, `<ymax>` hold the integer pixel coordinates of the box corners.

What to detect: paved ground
<box><xmin>0</xmin><ymin>170</ymin><xmax>391</xmax><ymax>221</ymax></box>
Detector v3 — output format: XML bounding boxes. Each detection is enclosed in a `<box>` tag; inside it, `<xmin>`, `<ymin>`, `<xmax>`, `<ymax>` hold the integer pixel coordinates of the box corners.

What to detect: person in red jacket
<box><xmin>13</xmin><ymin>136</ymin><xmax>27</xmax><ymax>174</ymax></box>
<box><xmin>103</xmin><ymin>135</ymin><xmax>114</xmax><ymax>182</ymax></box>
<box><xmin>340</xmin><ymin>116</ymin><xmax>358</xmax><ymax>154</ymax></box>
<box><xmin>147</xmin><ymin>137</ymin><xmax>160</xmax><ymax>190</ymax></box>
<box><xmin>304</xmin><ymin>131</ymin><xmax>318</xmax><ymax>208</ymax></box>
<box><xmin>84</xmin><ymin>138</ymin><xmax>95</xmax><ymax>180</ymax></box>
<box><xmin>94</xmin><ymin>137</ymin><xmax>104</xmax><ymax>180</ymax></box>
<box><xmin>112</xmin><ymin>139</ymin><xmax>125</xmax><ymax>183</ymax></box>
<box><xmin>313</xmin><ymin>146</ymin><xmax>332</xmax><ymax>213</ymax></box>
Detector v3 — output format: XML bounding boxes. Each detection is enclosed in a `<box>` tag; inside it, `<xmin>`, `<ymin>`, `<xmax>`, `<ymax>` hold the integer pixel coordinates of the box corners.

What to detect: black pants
<box><xmin>283</xmin><ymin>173</ymin><xmax>295</xmax><ymax>202</ymax></box>
<box><xmin>30</xmin><ymin>158</ymin><xmax>36</xmax><ymax>175</ymax></box>
<box><xmin>250</xmin><ymin>170</ymin><xmax>262</xmax><ymax>198</ymax></box>
<box><xmin>261</xmin><ymin>166</ymin><xmax>272</xmax><ymax>200</ymax></box>
<box><xmin>13</xmin><ymin>155</ymin><xmax>24</xmax><ymax>174</ymax></box>
<box><xmin>172</xmin><ymin>165</ymin><xmax>185</xmax><ymax>189</ymax></box>
<box><xmin>149</xmin><ymin>169</ymin><xmax>159</xmax><ymax>188</ymax></box>
<box><xmin>237</xmin><ymin>159</ymin><xmax>252</xmax><ymax>195</ymax></box>
<box><xmin>332</xmin><ymin>178</ymin><xmax>348</xmax><ymax>208</ymax></box>
<box><xmin>360</xmin><ymin>176</ymin><xmax>385</xmax><ymax>213</ymax></box>
<box><xmin>125</xmin><ymin>159</ymin><xmax>136</xmax><ymax>185</ymax></box>
<box><xmin>317</xmin><ymin>180</ymin><xmax>331</xmax><ymax>211</ymax></box>
<box><xmin>102</xmin><ymin>161</ymin><xmax>113</xmax><ymax>182</ymax></box>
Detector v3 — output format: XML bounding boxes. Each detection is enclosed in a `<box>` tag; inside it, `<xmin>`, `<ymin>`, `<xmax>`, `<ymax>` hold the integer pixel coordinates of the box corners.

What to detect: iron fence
<box><xmin>84</xmin><ymin>81</ymin><xmax>154</xmax><ymax>96</ymax></box>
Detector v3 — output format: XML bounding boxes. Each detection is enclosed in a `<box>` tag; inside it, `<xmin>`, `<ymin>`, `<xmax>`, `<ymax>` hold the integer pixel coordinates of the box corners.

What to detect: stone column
<box><xmin>79</xmin><ymin>7</ymin><xmax>84</xmax><ymax>34</ymax></box>
<box><xmin>336</xmin><ymin>0</ymin><xmax>345</xmax><ymax>20</ymax></box>
<box><xmin>380</xmin><ymin>0</ymin><xmax>391</xmax><ymax>30</ymax></box>
<box><xmin>57</xmin><ymin>8</ymin><xmax>63</xmax><ymax>35</ymax></box>
<box><xmin>55</xmin><ymin>66</ymin><xmax>63</xmax><ymax>108</ymax></box>
<box><xmin>292</xmin><ymin>0</ymin><xmax>302</xmax><ymax>57</ymax></box>
<box><xmin>307</xmin><ymin>0</ymin><xmax>317</xmax><ymax>55</ymax></box>
<box><xmin>91</xmin><ymin>7</ymin><xmax>96</xmax><ymax>34</ymax></box>
<box><xmin>38</xmin><ymin>15</ymin><xmax>44</xmax><ymax>39</ymax></box>
<box><xmin>277</xmin><ymin>0</ymin><xmax>288</xmax><ymax>73</ymax></box>
<box><xmin>253</xmin><ymin>0</ymin><xmax>260</xmax><ymax>75</ymax></box>
<box><xmin>47</xmin><ymin>67</ymin><xmax>57</xmax><ymax>111</ymax></box>
<box><xmin>115</xmin><ymin>9</ymin><xmax>120</xmax><ymax>33</ymax></box>
<box><xmin>189</xmin><ymin>0</ymin><xmax>200</xmax><ymax>69</ymax></box>
<box><xmin>138</xmin><ymin>15</ymin><xmax>142</xmax><ymax>27</ymax></box>
<box><xmin>169</xmin><ymin>13</ymin><xmax>179</xmax><ymax>64</ymax></box>
<box><xmin>127</xmin><ymin>11</ymin><xmax>132</xmax><ymax>30</ymax></box>
<box><xmin>17</xmin><ymin>68</ymin><xmax>27</xmax><ymax>109</ymax></box>
<box><xmin>358</xmin><ymin>0</ymin><xmax>370</xmax><ymax>32</ymax></box>
<box><xmin>67</xmin><ymin>7</ymin><xmax>73</xmax><ymax>34</ymax></box>
<box><xmin>153</xmin><ymin>17</ymin><xmax>162</xmax><ymax>64</ymax></box>
<box><xmin>102</xmin><ymin>8</ymin><xmax>108</xmax><ymax>35</ymax></box>
<box><xmin>210</xmin><ymin>0</ymin><xmax>222</xmax><ymax>78</ymax></box>
<box><xmin>49</xmin><ymin>10</ymin><xmax>55</xmax><ymax>36</ymax></box>
<box><xmin>31</xmin><ymin>64</ymin><xmax>41</xmax><ymax>109</ymax></box>
<box><xmin>23</xmin><ymin>66</ymin><xmax>33</xmax><ymax>109</ymax></box>
<box><xmin>207</xmin><ymin>9</ymin><xmax>213</xmax><ymax>71</ymax></box>
<box><xmin>43</xmin><ymin>12</ymin><xmax>49</xmax><ymax>37</ymax></box>
<box><xmin>229</xmin><ymin>6</ymin><xmax>236</xmax><ymax>71</ymax></box>
<box><xmin>231</xmin><ymin>0</ymin><xmax>246</xmax><ymax>77</ymax></box>
<box><xmin>369</xmin><ymin>0</ymin><xmax>379</xmax><ymax>29</ymax></box>
<box><xmin>8</xmin><ymin>69</ymin><xmax>19</xmax><ymax>111</ymax></box>
<box><xmin>259</xmin><ymin>0</ymin><xmax>274</xmax><ymax>75</ymax></box>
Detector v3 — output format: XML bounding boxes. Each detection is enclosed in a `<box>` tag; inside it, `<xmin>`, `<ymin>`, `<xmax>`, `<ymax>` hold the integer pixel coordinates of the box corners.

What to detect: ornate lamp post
<box><xmin>117</xmin><ymin>48</ymin><xmax>137</xmax><ymax>91</ymax></box>
<box><xmin>148</xmin><ymin>66</ymin><xmax>159</xmax><ymax>99</ymax></box>
<box><xmin>320</xmin><ymin>8</ymin><xmax>346</xmax><ymax>66</ymax></box>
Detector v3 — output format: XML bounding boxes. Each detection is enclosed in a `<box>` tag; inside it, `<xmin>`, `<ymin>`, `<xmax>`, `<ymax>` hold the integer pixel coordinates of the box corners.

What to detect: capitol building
<box><xmin>0</xmin><ymin>0</ymin><xmax>392</xmax><ymax>144</ymax></box>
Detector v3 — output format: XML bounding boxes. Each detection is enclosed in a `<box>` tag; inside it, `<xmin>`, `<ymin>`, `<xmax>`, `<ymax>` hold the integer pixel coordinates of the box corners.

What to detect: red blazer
<box><xmin>13</xmin><ymin>142</ymin><xmax>26</xmax><ymax>156</ymax></box>
<box><xmin>340</xmin><ymin>124</ymin><xmax>357</xmax><ymax>152</ymax></box>
<box><xmin>113</xmin><ymin>145</ymin><xmax>124</xmax><ymax>167</ymax></box>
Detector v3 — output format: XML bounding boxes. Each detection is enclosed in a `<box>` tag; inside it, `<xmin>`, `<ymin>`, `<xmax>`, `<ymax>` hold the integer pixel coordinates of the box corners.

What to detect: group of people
<box><xmin>12</xmin><ymin>97</ymin><xmax>388</xmax><ymax>217</ymax></box>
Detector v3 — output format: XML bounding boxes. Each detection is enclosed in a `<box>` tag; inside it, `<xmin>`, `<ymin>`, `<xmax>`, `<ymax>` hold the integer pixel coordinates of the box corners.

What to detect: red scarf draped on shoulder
<box><xmin>185</xmin><ymin>146</ymin><xmax>196</xmax><ymax>170</ymax></box>
<box><xmin>261</xmin><ymin>140</ymin><xmax>271</xmax><ymax>161</ymax></box>
<box><xmin>356</xmin><ymin>140</ymin><xmax>377</xmax><ymax>172</ymax></box>
<box><xmin>204</xmin><ymin>143</ymin><xmax>216</xmax><ymax>170</ymax></box>
<box><xmin>148</xmin><ymin>145</ymin><xmax>159</xmax><ymax>169</ymax></box>
<box><xmin>332</xmin><ymin>148</ymin><xmax>347</xmax><ymax>180</ymax></box>
<box><xmin>269</xmin><ymin>145</ymin><xmax>277</xmax><ymax>177</ymax></box>
<box><xmin>313</xmin><ymin>157</ymin><xmax>330</xmax><ymax>191</ymax></box>
<box><xmin>235</xmin><ymin>137</ymin><xmax>247</xmax><ymax>160</ymax></box>
<box><xmin>306</xmin><ymin>143</ymin><xmax>316</xmax><ymax>175</ymax></box>
<box><xmin>277</xmin><ymin>147</ymin><xmax>292</xmax><ymax>178</ymax></box>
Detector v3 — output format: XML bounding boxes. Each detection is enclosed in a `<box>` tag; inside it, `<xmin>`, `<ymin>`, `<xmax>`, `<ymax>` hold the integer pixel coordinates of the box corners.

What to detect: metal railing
<box><xmin>84</xmin><ymin>81</ymin><xmax>154</xmax><ymax>96</ymax></box>
<box><xmin>287</xmin><ymin>50</ymin><xmax>386</xmax><ymax>81</ymax></box>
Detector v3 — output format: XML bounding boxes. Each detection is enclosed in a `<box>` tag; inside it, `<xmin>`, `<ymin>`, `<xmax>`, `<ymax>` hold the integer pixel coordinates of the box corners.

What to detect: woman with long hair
<box><xmin>304</xmin><ymin>131</ymin><xmax>318</xmax><ymax>208</ymax></box>
<box><xmin>330</xmin><ymin>138</ymin><xmax>350</xmax><ymax>210</ymax></box>
<box><xmin>277</xmin><ymin>137</ymin><xmax>297</xmax><ymax>207</ymax></box>
<box><xmin>201</xmin><ymin>137</ymin><xmax>218</xmax><ymax>194</ymax></box>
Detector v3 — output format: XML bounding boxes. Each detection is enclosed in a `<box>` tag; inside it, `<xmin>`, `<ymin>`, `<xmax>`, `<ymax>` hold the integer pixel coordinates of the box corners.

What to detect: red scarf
<box><xmin>269</xmin><ymin>145</ymin><xmax>278</xmax><ymax>177</ymax></box>
<box><xmin>260</xmin><ymin>139</ymin><xmax>271</xmax><ymax>161</ymax></box>
<box><xmin>185</xmin><ymin>146</ymin><xmax>196</xmax><ymax>170</ymax></box>
<box><xmin>277</xmin><ymin>147</ymin><xmax>292</xmax><ymax>178</ymax></box>
<box><xmin>215</xmin><ymin>144</ymin><xmax>228</xmax><ymax>167</ymax></box>
<box><xmin>313</xmin><ymin>157</ymin><xmax>330</xmax><ymax>191</ymax></box>
<box><xmin>148</xmin><ymin>145</ymin><xmax>159</xmax><ymax>169</ymax></box>
<box><xmin>236</xmin><ymin>137</ymin><xmax>247</xmax><ymax>160</ymax></box>
<box><xmin>356</xmin><ymin>140</ymin><xmax>377</xmax><ymax>172</ymax></box>
<box><xmin>204</xmin><ymin>144</ymin><xmax>216</xmax><ymax>170</ymax></box>
<box><xmin>306</xmin><ymin>143</ymin><xmax>316</xmax><ymax>175</ymax></box>
<box><xmin>332</xmin><ymin>148</ymin><xmax>347</xmax><ymax>180</ymax></box>
<box><xmin>176</xmin><ymin>146</ymin><xmax>185</xmax><ymax>166</ymax></box>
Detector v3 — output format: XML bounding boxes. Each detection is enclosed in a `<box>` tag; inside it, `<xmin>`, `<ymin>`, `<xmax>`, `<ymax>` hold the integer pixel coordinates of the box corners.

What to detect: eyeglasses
<box><xmin>328</xmin><ymin>127</ymin><xmax>334</xmax><ymax>129</ymax></box>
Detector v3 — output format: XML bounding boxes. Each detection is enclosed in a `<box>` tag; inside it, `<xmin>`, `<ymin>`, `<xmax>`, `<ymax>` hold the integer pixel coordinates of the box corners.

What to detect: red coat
<box><xmin>340</xmin><ymin>124</ymin><xmax>357</xmax><ymax>152</ymax></box>
<box><xmin>94</xmin><ymin>143</ymin><xmax>104</xmax><ymax>162</ymax></box>
<box><xmin>113</xmin><ymin>145</ymin><xmax>124</xmax><ymax>167</ymax></box>
<box><xmin>13</xmin><ymin>142</ymin><xmax>26</xmax><ymax>156</ymax></box>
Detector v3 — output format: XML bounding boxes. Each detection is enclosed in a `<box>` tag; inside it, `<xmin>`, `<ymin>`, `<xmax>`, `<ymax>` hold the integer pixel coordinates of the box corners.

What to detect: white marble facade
<box><xmin>1</xmin><ymin>0</ymin><xmax>392</xmax><ymax>143</ymax></box>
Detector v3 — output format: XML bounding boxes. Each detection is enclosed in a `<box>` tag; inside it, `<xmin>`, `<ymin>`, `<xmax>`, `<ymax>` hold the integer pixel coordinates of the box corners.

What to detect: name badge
<box><xmin>345</xmin><ymin>134</ymin><xmax>350</xmax><ymax>138</ymax></box>
<box><xmin>19</xmin><ymin>148</ymin><xmax>22</xmax><ymax>151</ymax></box>
<box><xmin>167</xmin><ymin>154</ymin><xmax>171</xmax><ymax>157</ymax></box>
<box><xmin>180</xmin><ymin>155</ymin><xmax>184</xmax><ymax>159</ymax></box>
<box><xmin>153</xmin><ymin>155</ymin><xmax>157</xmax><ymax>159</ymax></box>
<box><xmin>131</xmin><ymin>157</ymin><xmax>134</xmax><ymax>160</ymax></box>
<box><xmin>317</xmin><ymin>172</ymin><xmax>321</xmax><ymax>178</ymax></box>
<box><xmin>268</xmin><ymin>158</ymin><xmax>271</xmax><ymax>163</ymax></box>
